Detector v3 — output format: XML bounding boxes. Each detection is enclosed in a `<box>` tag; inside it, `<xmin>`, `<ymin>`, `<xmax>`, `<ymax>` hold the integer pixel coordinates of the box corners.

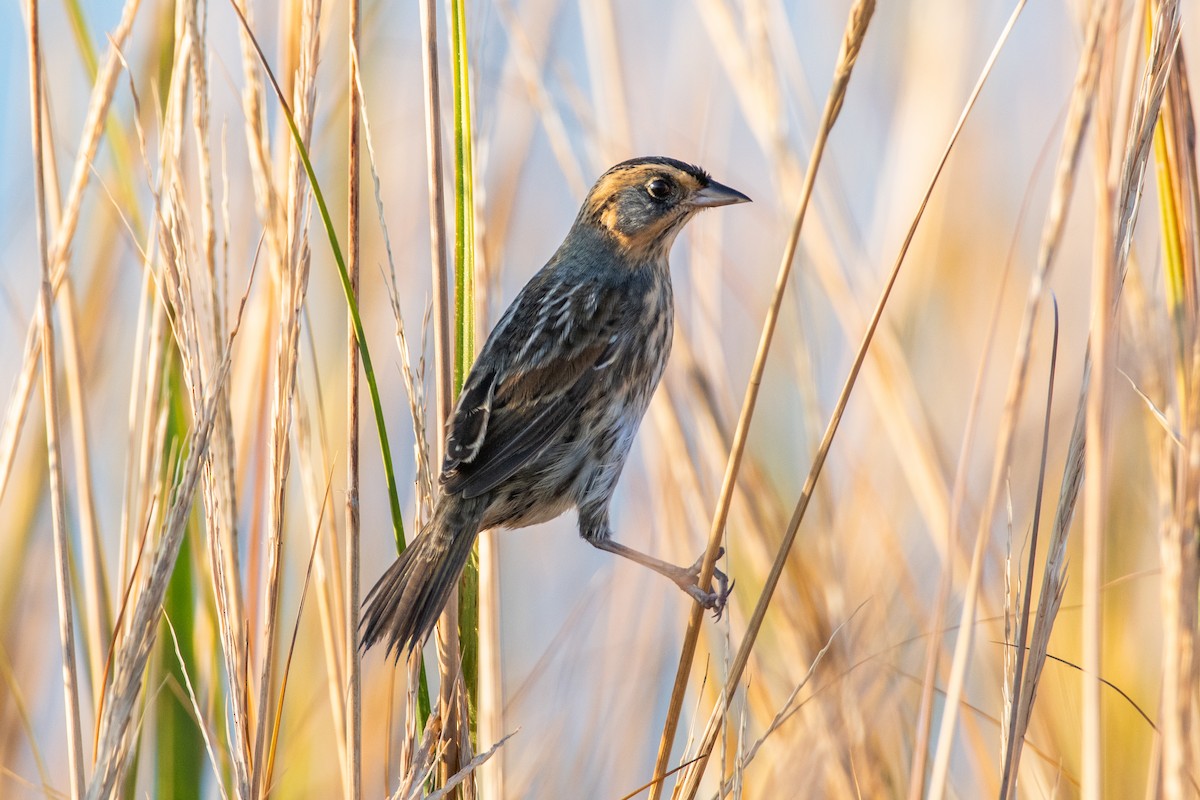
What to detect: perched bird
<box><xmin>361</xmin><ymin>156</ymin><xmax>750</xmax><ymax>658</ymax></box>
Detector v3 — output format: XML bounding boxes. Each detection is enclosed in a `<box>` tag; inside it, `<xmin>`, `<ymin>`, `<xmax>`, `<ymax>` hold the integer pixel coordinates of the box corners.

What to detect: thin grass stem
<box><xmin>652</xmin><ymin>3</ymin><xmax>875</xmax><ymax>794</ymax></box>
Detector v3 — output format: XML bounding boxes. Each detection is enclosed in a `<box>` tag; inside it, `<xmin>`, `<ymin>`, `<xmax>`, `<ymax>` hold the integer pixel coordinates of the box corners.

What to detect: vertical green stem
<box><xmin>154</xmin><ymin>356</ymin><xmax>204</xmax><ymax>800</ymax></box>
<box><xmin>449</xmin><ymin>0</ymin><xmax>479</xmax><ymax>746</ymax></box>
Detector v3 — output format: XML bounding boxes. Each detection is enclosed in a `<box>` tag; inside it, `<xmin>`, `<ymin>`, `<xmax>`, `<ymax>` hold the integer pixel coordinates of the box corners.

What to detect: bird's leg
<box><xmin>587</xmin><ymin>536</ymin><xmax>733</xmax><ymax>618</ymax></box>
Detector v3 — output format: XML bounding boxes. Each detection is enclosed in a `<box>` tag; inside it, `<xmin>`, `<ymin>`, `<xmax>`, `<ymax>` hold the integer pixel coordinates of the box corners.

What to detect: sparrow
<box><xmin>361</xmin><ymin>156</ymin><xmax>750</xmax><ymax>658</ymax></box>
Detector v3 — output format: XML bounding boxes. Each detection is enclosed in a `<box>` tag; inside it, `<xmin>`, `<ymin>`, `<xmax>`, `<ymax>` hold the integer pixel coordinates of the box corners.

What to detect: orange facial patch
<box><xmin>585</xmin><ymin>164</ymin><xmax>706</xmax><ymax>256</ymax></box>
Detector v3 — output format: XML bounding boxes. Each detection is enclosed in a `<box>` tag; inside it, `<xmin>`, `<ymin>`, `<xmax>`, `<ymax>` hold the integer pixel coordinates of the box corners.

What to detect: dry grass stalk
<box><xmin>35</xmin><ymin>69</ymin><xmax>113</xmax><ymax>713</ymax></box>
<box><xmin>687</xmin><ymin>2</ymin><xmax>983</xmax><ymax>790</ymax></box>
<box><xmin>89</xmin><ymin>362</ymin><xmax>234</xmax><ymax>797</ymax></box>
<box><xmin>295</xmin><ymin>328</ymin><xmax>351</xmax><ymax>793</ymax></box>
<box><xmin>393</xmin><ymin>711</ymin><xmax>443</xmax><ymax>800</ymax></box>
<box><xmin>185</xmin><ymin>0</ymin><xmax>243</xmax><ymax>728</ymax></box>
<box><xmin>1081</xmin><ymin>3</ymin><xmax>1123</xmax><ymax>785</ymax></box>
<box><xmin>1153</xmin><ymin>7</ymin><xmax>1200</xmax><ymax>792</ymax></box>
<box><xmin>180</xmin><ymin>2</ymin><xmax>253</xmax><ymax>794</ymax></box>
<box><xmin>662</xmin><ymin>3</ymin><xmax>877</xmax><ymax>797</ymax></box>
<box><xmin>357</xmin><ymin>50</ymin><xmax>450</xmax><ymax>776</ymax></box>
<box><xmin>1162</xmin><ymin>360</ymin><xmax>1200</xmax><ymax>800</ymax></box>
<box><xmin>106</xmin><ymin>48</ymin><xmax>172</xmax><ymax>607</ymax></box>
<box><xmin>89</xmin><ymin>251</ymin><xmax>252</xmax><ymax>796</ymax></box>
<box><xmin>347</xmin><ymin>0</ymin><xmax>365</xmax><ymax>797</ymax></box>
<box><xmin>248</xmin><ymin>0</ymin><xmax>324</xmax><ymax>792</ymax></box>
<box><xmin>436</xmin><ymin>0</ymin><xmax>479</xmax><ymax>790</ymax></box>
<box><xmin>58</xmin><ymin>277</ymin><xmax>113</xmax><ymax>706</ymax></box>
<box><xmin>403</xmin><ymin>653</ymin><xmax>426</xmax><ymax>779</ymax></box>
<box><xmin>695</xmin><ymin>4</ymin><xmax>965</xmax><ymax>771</ymax></box>
<box><xmin>230</xmin><ymin>0</ymin><xmax>281</xmax><ymax>266</ymax></box>
<box><xmin>419</xmin><ymin>0</ymin><xmax>453</xmax><ymax>449</ymax></box>
<box><xmin>997</xmin><ymin>303</ymin><xmax>1060</xmax><ymax>798</ymax></box>
<box><xmin>693</xmin><ymin>3</ymin><xmax>997</xmax><ymax>781</ymax></box>
<box><xmin>410</xmin><ymin>0</ymin><xmax>464</xmax><ymax>785</ymax></box>
<box><xmin>266</xmin><ymin>468</ymin><xmax>335</xmax><ymax>789</ymax></box>
<box><xmin>26</xmin><ymin>1</ymin><xmax>85</xmax><ymax>797</ymax></box>
<box><xmin>1082</xmin><ymin>4</ymin><xmax>1179</xmax><ymax>796</ymax></box>
<box><xmin>425</xmin><ymin>733</ymin><xmax>514</xmax><ymax>800</ymax></box>
<box><xmin>119</xmin><ymin>26</ymin><xmax>256</xmax><ymax>794</ymax></box>
<box><xmin>434</xmin><ymin>595</ymin><xmax>470</xmax><ymax>794</ymax></box>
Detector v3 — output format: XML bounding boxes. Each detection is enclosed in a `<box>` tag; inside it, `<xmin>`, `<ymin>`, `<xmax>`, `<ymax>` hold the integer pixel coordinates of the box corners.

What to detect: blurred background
<box><xmin>0</xmin><ymin>0</ymin><xmax>1192</xmax><ymax>797</ymax></box>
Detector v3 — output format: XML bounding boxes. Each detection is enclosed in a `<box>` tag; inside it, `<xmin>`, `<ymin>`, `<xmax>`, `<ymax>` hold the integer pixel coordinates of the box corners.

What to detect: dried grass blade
<box><xmin>998</xmin><ymin>300</ymin><xmax>1060</xmax><ymax>797</ymax></box>
<box><xmin>423</xmin><ymin>731</ymin><xmax>516</xmax><ymax>800</ymax></box>
<box><xmin>88</xmin><ymin>321</ymin><xmax>246</xmax><ymax>799</ymax></box>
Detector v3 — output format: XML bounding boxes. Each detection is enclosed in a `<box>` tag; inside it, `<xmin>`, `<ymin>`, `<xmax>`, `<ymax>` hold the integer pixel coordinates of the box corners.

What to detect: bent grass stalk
<box><xmin>650</xmin><ymin>2</ymin><xmax>875</xmax><ymax>794</ymax></box>
<box><xmin>671</xmin><ymin>0</ymin><xmax>1028</xmax><ymax>794</ymax></box>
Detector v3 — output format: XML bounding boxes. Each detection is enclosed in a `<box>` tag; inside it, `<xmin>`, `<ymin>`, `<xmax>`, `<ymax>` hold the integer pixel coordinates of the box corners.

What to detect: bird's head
<box><xmin>576</xmin><ymin>156</ymin><xmax>750</xmax><ymax>261</ymax></box>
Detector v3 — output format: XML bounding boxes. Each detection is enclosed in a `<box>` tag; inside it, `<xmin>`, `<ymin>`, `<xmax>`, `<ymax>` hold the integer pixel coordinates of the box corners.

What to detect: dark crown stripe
<box><xmin>605</xmin><ymin>156</ymin><xmax>711</xmax><ymax>186</ymax></box>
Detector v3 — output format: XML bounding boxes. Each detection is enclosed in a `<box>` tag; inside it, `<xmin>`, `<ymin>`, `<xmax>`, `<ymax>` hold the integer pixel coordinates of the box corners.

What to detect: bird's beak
<box><xmin>689</xmin><ymin>179</ymin><xmax>752</xmax><ymax>208</ymax></box>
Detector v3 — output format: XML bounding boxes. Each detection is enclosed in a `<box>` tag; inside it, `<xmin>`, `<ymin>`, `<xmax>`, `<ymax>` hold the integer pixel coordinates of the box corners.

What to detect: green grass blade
<box><xmin>153</xmin><ymin>354</ymin><xmax>205</xmax><ymax>797</ymax></box>
<box><xmin>449</xmin><ymin>0</ymin><xmax>480</xmax><ymax>746</ymax></box>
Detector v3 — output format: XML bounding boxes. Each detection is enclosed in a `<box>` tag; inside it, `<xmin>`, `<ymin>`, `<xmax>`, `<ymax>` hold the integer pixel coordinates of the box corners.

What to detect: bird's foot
<box><xmin>677</xmin><ymin>547</ymin><xmax>734</xmax><ymax>621</ymax></box>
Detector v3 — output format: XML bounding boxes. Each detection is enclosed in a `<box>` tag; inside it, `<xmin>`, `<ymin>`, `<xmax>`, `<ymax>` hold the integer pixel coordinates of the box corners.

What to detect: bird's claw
<box><xmin>681</xmin><ymin>547</ymin><xmax>733</xmax><ymax>621</ymax></box>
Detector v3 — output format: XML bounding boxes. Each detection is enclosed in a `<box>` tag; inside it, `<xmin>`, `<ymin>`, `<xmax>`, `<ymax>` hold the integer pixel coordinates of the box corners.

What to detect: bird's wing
<box><xmin>440</xmin><ymin>273</ymin><xmax>624</xmax><ymax>499</ymax></box>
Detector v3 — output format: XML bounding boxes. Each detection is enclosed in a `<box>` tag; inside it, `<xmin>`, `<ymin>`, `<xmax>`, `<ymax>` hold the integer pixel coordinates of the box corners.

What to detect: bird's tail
<box><xmin>360</xmin><ymin>496</ymin><xmax>487</xmax><ymax>659</ymax></box>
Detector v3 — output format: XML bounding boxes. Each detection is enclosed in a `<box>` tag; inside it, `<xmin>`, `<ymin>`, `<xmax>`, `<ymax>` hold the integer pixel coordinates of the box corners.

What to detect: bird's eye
<box><xmin>646</xmin><ymin>178</ymin><xmax>671</xmax><ymax>200</ymax></box>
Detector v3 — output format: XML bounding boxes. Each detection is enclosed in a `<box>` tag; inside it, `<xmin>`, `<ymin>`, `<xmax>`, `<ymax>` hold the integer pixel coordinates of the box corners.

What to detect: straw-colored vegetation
<box><xmin>2</xmin><ymin>0</ymin><xmax>1199</xmax><ymax>797</ymax></box>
